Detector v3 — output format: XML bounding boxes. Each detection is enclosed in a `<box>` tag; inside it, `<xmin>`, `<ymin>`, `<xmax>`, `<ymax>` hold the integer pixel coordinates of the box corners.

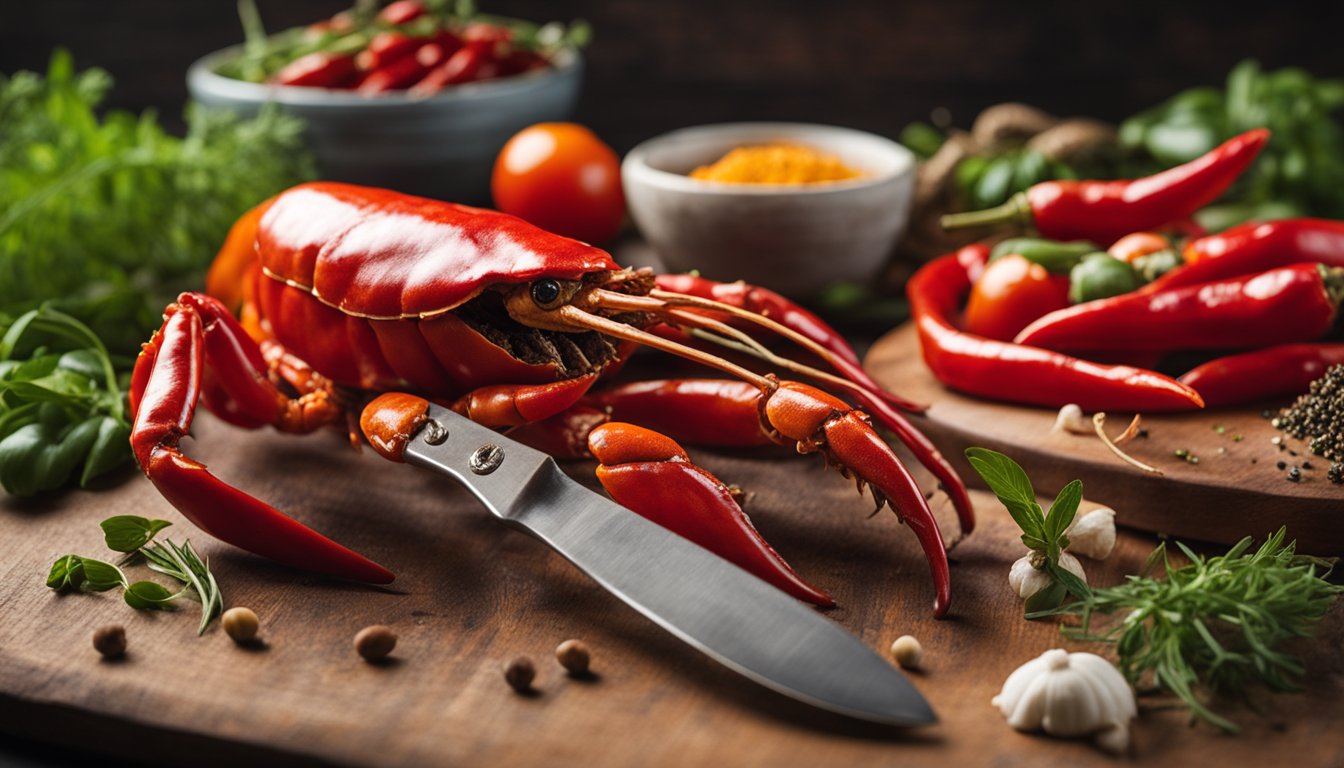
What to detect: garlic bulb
<box><xmin>1008</xmin><ymin>551</ymin><xmax>1086</xmax><ymax>599</ymax></box>
<box><xmin>1067</xmin><ymin>507</ymin><xmax>1117</xmax><ymax>560</ymax></box>
<box><xmin>992</xmin><ymin>649</ymin><xmax>1136</xmax><ymax>754</ymax></box>
<box><xmin>1052</xmin><ymin>403</ymin><xmax>1091</xmax><ymax>434</ymax></box>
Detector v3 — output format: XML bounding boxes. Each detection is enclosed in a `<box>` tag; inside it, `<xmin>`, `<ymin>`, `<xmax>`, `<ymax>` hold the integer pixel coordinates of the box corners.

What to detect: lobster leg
<box><xmin>588</xmin><ymin>423</ymin><xmax>834</xmax><ymax>607</ymax></box>
<box><xmin>130</xmin><ymin>292</ymin><xmax>393</xmax><ymax>583</ymax></box>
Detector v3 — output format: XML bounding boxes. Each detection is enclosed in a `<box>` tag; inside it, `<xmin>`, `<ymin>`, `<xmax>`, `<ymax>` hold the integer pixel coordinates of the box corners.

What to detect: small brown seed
<box><xmin>504</xmin><ymin>656</ymin><xmax>536</xmax><ymax>692</ymax></box>
<box><xmin>221</xmin><ymin>607</ymin><xmax>259</xmax><ymax>643</ymax></box>
<box><xmin>555</xmin><ymin>639</ymin><xmax>590</xmax><ymax>676</ymax></box>
<box><xmin>93</xmin><ymin>625</ymin><xmax>126</xmax><ymax>659</ymax></box>
<box><xmin>354</xmin><ymin>625</ymin><xmax>397</xmax><ymax>662</ymax></box>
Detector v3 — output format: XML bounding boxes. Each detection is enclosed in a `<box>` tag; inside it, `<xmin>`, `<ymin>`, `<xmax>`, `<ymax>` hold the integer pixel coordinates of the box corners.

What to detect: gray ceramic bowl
<box><xmin>622</xmin><ymin>123</ymin><xmax>915</xmax><ymax>298</ymax></box>
<box><xmin>187</xmin><ymin>46</ymin><xmax>583</xmax><ymax>205</ymax></box>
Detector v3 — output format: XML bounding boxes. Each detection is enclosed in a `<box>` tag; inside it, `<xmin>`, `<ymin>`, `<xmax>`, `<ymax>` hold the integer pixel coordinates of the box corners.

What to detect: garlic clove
<box><xmin>993</xmin><ymin>649</ymin><xmax>1137</xmax><ymax>754</ymax></box>
<box><xmin>1053</xmin><ymin>403</ymin><xmax>1091</xmax><ymax>434</ymax></box>
<box><xmin>1067</xmin><ymin>507</ymin><xmax>1117</xmax><ymax>560</ymax></box>
<box><xmin>1008</xmin><ymin>552</ymin><xmax>1087</xmax><ymax>599</ymax></box>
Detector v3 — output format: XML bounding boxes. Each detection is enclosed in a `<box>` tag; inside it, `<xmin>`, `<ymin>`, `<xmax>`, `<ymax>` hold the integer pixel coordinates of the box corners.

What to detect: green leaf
<box><xmin>46</xmin><ymin>554</ymin><xmax>83</xmax><ymax>590</ymax></box>
<box><xmin>1024</xmin><ymin>579</ymin><xmax>1068</xmax><ymax>616</ymax></box>
<box><xmin>80</xmin><ymin>416</ymin><xmax>131</xmax><ymax>487</ymax></box>
<box><xmin>77</xmin><ymin>557</ymin><xmax>126</xmax><ymax>592</ymax></box>
<box><xmin>965</xmin><ymin>447</ymin><xmax>1045</xmax><ymax>539</ymax></box>
<box><xmin>100</xmin><ymin>515</ymin><xmax>172</xmax><ymax>553</ymax></box>
<box><xmin>1044</xmin><ymin>479</ymin><xmax>1083</xmax><ymax>544</ymax></box>
<box><xmin>1046</xmin><ymin>559</ymin><xmax>1091</xmax><ymax>600</ymax></box>
<box><xmin>123</xmin><ymin>580</ymin><xmax>178</xmax><ymax>610</ymax></box>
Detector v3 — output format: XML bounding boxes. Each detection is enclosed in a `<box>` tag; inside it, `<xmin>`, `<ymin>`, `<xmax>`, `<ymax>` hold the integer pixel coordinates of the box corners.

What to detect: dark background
<box><xmin>4</xmin><ymin>0</ymin><xmax>1343</xmax><ymax>152</ymax></box>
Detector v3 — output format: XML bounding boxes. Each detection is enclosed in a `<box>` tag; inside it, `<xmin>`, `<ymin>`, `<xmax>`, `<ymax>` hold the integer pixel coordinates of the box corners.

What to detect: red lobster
<box><xmin>129</xmin><ymin>183</ymin><xmax>973</xmax><ymax>616</ymax></box>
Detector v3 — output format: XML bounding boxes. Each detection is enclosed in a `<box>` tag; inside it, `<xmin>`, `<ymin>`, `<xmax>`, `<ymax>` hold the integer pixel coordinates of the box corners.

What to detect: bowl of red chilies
<box><xmin>187</xmin><ymin>0</ymin><xmax>585</xmax><ymax>204</ymax></box>
<box><xmin>908</xmin><ymin>127</ymin><xmax>1344</xmax><ymax>412</ymax></box>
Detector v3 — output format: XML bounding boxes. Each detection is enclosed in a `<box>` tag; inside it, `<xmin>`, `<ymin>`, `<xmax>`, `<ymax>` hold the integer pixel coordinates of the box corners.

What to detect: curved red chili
<box><xmin>941</xmin><ymin>129</ymin><xmax>1269</xmax><ymax>245</ymax></box>
<box><xmin>1016</xmin><ymin>263</ymin><xmax>1344</xmax><ymax>353</ymax></box>
<box><xmin>908</xmin><ymin>245</ymin><xmax>1205</xmax><ymax>411</ymax></box>
<box><xmin>1150</xmin><ymin>218</ymin><xmax>1344</xmax><ymax>292</ymax></box>
<box><xmin>1179</xmin><ymin>343</ymin><xmax>1344</xmax><ymax>408</ymax></box>
<box><xmin>272</xmin><ymin>52</ymin><xmax>357</xmax><ymax>88</ymax></box>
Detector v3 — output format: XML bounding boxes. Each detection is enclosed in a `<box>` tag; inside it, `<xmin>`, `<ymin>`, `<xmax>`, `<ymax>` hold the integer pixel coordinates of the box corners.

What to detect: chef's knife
<box><xmin>403</xmin><ymin>403</ymin><xmax>935</xmax><ymax>727</ymax></box>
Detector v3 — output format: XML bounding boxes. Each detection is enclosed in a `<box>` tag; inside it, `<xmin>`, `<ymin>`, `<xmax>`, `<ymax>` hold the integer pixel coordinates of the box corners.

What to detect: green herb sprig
<box><xmin>1041</xmin><ymin>528</ymin><xmax>1342</xmax><ymax>733</ymax></box>
<box><xmin>46</xmin><ymin>515</ymin><xmax>224</xmax><ymax>635</ymax></box>
<box><xmin>965</xmin><ymin>447</ymin><xmax>1091</xmax><ymax>614</ymax></box>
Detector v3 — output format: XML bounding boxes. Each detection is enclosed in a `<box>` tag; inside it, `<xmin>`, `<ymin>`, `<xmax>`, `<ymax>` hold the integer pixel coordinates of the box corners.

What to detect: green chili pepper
<box><xmin>973</xmin><ymin>156</ymin><xmax>1016</xmax><ymax>209</ymax></box>
<box><xmin>1069</xmin><ymin>253</ymin><xmax>1140</xmax><ymax>304</ymax></box>
<box><xmin>990</xmin><ymin>238</ymin><xmax>1099</xmax><ymax>273</ymax></box>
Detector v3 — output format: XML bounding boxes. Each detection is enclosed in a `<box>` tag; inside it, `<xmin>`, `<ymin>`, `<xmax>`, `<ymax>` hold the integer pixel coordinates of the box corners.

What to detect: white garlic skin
<box><xmin>1008</xmin><ymin>552</ymin><xmax>1087</xmax><ymax>599</ymax></box>
<box><xmin>992</xmin><ymin>649</ymin><xmax>1136</xmax><ymax>754</ymax></box>
<box><xmin>1067</xmin><ymin>507</ymin><xmax>1117</xmax><ymax>560</ymax></box>
<box><xmin>1053</xmin><ymin>403</ymin><xmax>1091</xmax><ymax>434</ymax></box>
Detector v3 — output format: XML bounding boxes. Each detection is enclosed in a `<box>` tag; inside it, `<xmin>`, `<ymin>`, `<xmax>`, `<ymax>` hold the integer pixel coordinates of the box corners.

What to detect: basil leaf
<box><xmin>1046</xmin><ymin>560</ymin><xmax>1092</xmax><ymax>600</ymax></box>
<box><xmin>78</xmin><ymin>557</ymin><xmax>126</xmax><ymax>592</ymax></box>
<box><xmin>1044</xmin><ymin>479</ymin><xmax>1083</xmax><ymax>544</ymax></box>
<box><xmin>123</xmin><ymin>580</ymin><xmax>178</xmax><ymax>610</ymax></box>
<box><xmin>965</xmin><ymin>447</ymin><xmax>1045</xmax><ymax>538</ymax></box>
<box><xmin>46</xmin><ymin>554</ymin><xmax>84</xmax><ymax>590</ymax></box>
<box><xmin>101</xmin><ymin>515</ymin><xmax>172</xmax><ymax>553</ymax></box>
<box><xmin>80</xmin><ymin>415</ymin><xmax>132</xmax><ymax>487</ymax></box>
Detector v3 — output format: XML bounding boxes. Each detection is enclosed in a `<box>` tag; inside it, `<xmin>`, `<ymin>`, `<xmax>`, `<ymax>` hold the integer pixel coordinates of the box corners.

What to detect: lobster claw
<box><xmin>764</xmin><ymin>381</ymin><xmax>952</xmax><ymax>618</ymax></box>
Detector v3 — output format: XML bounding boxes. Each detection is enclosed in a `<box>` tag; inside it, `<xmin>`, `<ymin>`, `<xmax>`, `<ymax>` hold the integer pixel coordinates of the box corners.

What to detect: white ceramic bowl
<box><xmin>187</xmin><ymin>46</ymin><xmax>583</xmax><ymax>205</ymax></box>
<box><xmin>621</xmin><ymin>123</ymin><xmax>915</xmax><ymax>298</ymax></box>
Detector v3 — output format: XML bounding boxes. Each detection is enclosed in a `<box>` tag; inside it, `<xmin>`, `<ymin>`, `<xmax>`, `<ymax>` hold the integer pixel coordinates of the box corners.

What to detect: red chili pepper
<box><xmin>941</xmin><ymin>129</ymin><xmax>1270</xmax><ymax>245</ymax></box>
<box><xmin>356</xmin><ymin>31</ymin><xmax>420</xmax><ymax>72</ymax></box>
<box><xmin>1179</xmin><ymin>343</ymin><xmax>1344</xmax><ymax>408</ymax></box>
<box><xmin>907</xmin><ymin>245</ymin><xmax>1205</xmax><ymax>411</ymax></box>
<box><xmin>272</xmin><ymin>51</ymin><xmax>357</xmax><ymax>88</ymax></box>
<box><xmin>357</xmin><ymin>49</ymin><xmax>434</xmax><ymax>94</ymax></box>
<box><xmin>1016</xmin><ymin>263</ymin><xmax>1344</xmax><ymax>353</ymax></box>
<box><xmin>377</xmin><ymin>0</ymin><xmax>426</xmax><ymax>25</ymax></box>
<box><xmin>410</xmin><ymin>45</ymin><xmax>484</xmax><ymax>94</ymax></box>
<box><xmin>1149</xmin><ymin>218</ymin><xmax>1344</xmax><ymax>292</ymax></box>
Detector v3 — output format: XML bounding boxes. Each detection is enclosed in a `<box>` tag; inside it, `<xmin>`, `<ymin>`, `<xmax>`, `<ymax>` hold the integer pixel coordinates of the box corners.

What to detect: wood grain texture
<box><xmin>866</xmin><ymin>323</ymin><xmax>1344</xmax><ymax>555</ymax></box>
<box><xmin>1</xmin><ymin>411</ymin><xmax>1341</xmax><ymax>767</ymax></box>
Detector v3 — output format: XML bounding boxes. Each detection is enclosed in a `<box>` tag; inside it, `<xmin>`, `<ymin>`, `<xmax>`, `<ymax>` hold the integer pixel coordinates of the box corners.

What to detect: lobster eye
<box><xmin>530</xmin><ymin>278</ymin><xmax>564</xmax><ymax>309</ymax></box>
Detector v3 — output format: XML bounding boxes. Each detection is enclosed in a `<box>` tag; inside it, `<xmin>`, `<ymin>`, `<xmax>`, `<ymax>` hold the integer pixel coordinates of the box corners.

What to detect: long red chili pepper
<box><xmin>410</xmin><ymin>45</ymin><xmax>485</xmax><ymax>94</ymax></box>
<box><xmin>1017</xmin><ymin>263</ymin><xmax>1344</xmax><ymax>353</ymax></box>
<box><xmin>908</xmin><ymin>245</ymin><xmax>1205</xmax><ymax>411</ymax></box>
<box><xmin>357</xmin><ymin>41</ymin><xmax>439</xmax><ymax>94</ymax></box>
<box><xmin>355</xmin><ymin>31</ymin><xmax>421</xmax><ymax>73</ymax></box>
<box><xmin>272</xmin><ymin>51</ymin><xmax>357</xmax><ymax>88</ymax></box>
<box><xmin>1149</xmin><ymin>218</ymin><xmax>1344</xmax><ymax>292</ymax></box>
<box><xmin>1179</xmin><ymin>343</ymin><xmax>1344</xmax><ymax>408</ymax></box>
<box><xmin>941</xmin><ymin>129</ymin><xmax>1269</xmax><ymax>245</ymax></box>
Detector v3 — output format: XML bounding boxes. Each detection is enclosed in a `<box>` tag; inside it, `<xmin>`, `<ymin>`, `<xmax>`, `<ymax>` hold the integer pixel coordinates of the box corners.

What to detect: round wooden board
<box><xmin>864</xmin><ymin>324</ymin><xmax>1344</xmax><ymax>555</ymax></box>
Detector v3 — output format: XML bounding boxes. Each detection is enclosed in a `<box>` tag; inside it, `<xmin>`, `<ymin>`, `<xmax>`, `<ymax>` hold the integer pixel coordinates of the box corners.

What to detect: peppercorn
<box><xmin>93</xmin><ymin>625</ymin><xmax>126</xmax><ymax>659</ymax></box>
<box><xmin>354</xmin><ymin>625</ymin><xmax>397</xmax><ymax>662</ymax></box>
<box><xmin>555</xmin><ymin>640</ymin><xmax>591</xmax><ymax>677</ymax></box>
<box><xmin>1287</xmin><ymin>467</ymin><xmax>1302</xmax><ymax>483</ymax></box>
<box><xmin>1303</xmin><ymin>461</ymin><xmax>1315</xmax><ymax>470</ymax></box>
<box><xmin>1277</xmin><ymin>460</ymin><xmax>1287</xmax><ymax>470</ymax></box>
<box><xmin>504</xmin><ymin>657</ymin><xmax>536</xmax><ymax>692</ymax></box>
<box><xmin>1328</xmin><ymin>462</ymin><xmax>1343</xmax><ymax>484</ymax></box>
<box><xmin>1275</xmin><ymin>364</ymin><xmax>1344</xmax><ymax>462</ymax></box>
<box><xmin>222</xmin><ymin>607</ymin><xmax>259</xmax><ymax>644</ymax></box>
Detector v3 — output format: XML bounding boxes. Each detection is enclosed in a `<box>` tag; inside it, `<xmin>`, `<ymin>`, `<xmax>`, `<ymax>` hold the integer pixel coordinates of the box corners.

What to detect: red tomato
<box><xmin>1109</xmin><ymin>232</ymin><xmax>1171</xmax><ymax>264</ymax></box>
<box><xmin>963</xmin><ymin>254</ymin><xmax>1071</xmax><ymax>341</ymax></box>
<box><xmin>492</xmin><ymin>123</ymin><xmax>625</xmax><ymax>244</ymax></box>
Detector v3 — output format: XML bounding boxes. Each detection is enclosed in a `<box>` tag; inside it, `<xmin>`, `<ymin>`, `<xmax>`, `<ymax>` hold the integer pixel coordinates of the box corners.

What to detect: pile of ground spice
<box><xmin>1273</xmin><ymin>363</ymin><xmax>1344</xmax><ymax>482</ymax></box>
<box><xmin>689</xmin><ymin>144</ymin><xmax>864</xmax><ymax>184</ymax></box>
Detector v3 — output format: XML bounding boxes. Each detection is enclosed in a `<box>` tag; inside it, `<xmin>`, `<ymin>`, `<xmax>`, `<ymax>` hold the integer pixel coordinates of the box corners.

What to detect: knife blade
<box><xmin>403</xmin><ymin>403</ymin><xmax>935</xmax><ymax>727</ymax></box>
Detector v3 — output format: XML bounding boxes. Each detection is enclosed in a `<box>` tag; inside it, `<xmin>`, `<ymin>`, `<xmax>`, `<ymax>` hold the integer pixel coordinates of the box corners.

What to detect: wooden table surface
<box><xmin>2</xmin><ymin>411</ymin><xmax>1342</xmax><ymax>767</ymax></box>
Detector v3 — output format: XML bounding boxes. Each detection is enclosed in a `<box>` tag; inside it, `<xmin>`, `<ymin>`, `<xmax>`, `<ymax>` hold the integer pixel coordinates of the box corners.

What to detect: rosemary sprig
<box><xmin>140</xmin><ymin>538</ymin><xmax>224</xmax><ymax>636</ymax></box>
<box><xmin>1042</xmin><ymin>528</ymin><xmax>1342</xmax><ymax>732</ymax></box>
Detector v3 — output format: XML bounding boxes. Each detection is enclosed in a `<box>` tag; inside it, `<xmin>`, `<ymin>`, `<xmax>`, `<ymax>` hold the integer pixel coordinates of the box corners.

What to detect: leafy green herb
<box><xmin>0</xmin><ymin>307</ymin><xmax>130</xmax><ymax>495</ymax></box>
<box><xmin>1041</xmin><ymin>528</ymin><xmax>1342</xmax><ymax>732</ymax></box>
<box><xmin>101</xmin><ymin>515</ymin><xmax>173</xmax><ymax>554</ymax></box>
<box><xmin>965</xmin><ymin>447</ymin><xmax>1090</xmax><ymax>613</ymax></box>
<box><xmin>0</xmin><ymin>51</ymin><xmax>313</xmax><ymax>495</ymax></box>
<box><xmin>44</xmin><ymin>516</ymin><xmax>223</xmax><ymax>634</ymax></box>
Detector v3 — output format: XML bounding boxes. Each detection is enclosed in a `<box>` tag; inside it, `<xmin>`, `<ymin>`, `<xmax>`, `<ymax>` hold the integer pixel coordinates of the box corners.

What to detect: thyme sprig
<box><xmin>1041</xmin><ymin>528</ymin><xmax>1342</xmax><ymax>732</ymax></box>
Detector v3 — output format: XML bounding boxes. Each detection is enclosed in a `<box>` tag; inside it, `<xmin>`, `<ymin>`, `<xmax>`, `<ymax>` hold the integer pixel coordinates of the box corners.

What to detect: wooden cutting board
<box><xmin>865</xmin><ymin>323</ymin><xmax>1344</xmax><ymax>555</ymax></box>
<box><xmin>1</xmin><ymin>412</ymin><xmax>1342</xmax><ymax>767</ymax></box>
